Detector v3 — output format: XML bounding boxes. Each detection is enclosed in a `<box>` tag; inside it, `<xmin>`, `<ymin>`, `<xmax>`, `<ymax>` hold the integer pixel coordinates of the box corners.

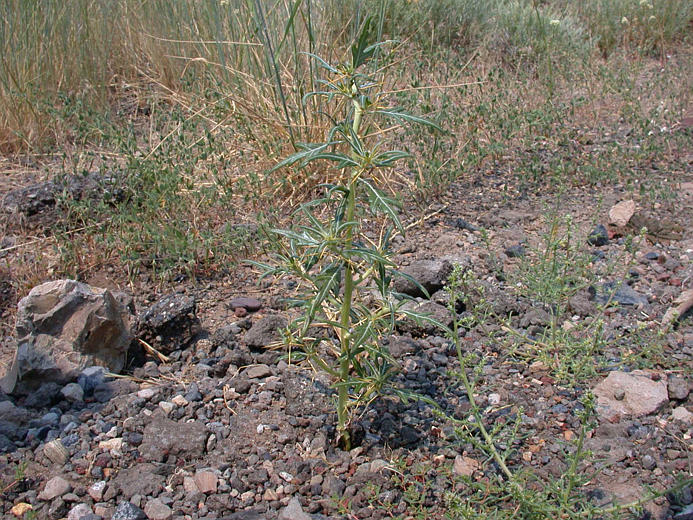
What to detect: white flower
<box><xmin>549</xmin><ymin>19</ymin><xmax>560</xmax><ymax>26</ymax></box>
<box><xmin>621</xmin><ymin>16</ymin><xmax>630</xmax><ymax>24</ymax></box>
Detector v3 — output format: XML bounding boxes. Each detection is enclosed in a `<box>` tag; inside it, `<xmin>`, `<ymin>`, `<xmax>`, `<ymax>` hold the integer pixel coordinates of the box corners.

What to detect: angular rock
<box><xmin>87</xmin><ymin>480</ymin><xmax>107</xmax><ymax>501</ymax></box>
<box><xmin>587</xmin><ymin>225</ymin><xmax>609</xmax><ymax>247</ymax></box>
<box><xmin>2</xmin><ymin>174</ymin><xmax>125</xmax><ymax>219</ymax></box>
<box><xmin>77</xmin><ymin>366</ymin><xmax>107</xmax><ymax>396</ymax></box>
<box><xmin>393</xmin><ymin>259</ymin><xmax>453</xmax><ymax>298</ymax></box>
<box><xmin>0</xmin><ymin>399</ymin><xmax>32</xmax><ymax>426</ymax></box>
<box><xmin>112</xmin><ymin>464</ymin><xmax>165</xmax><ymax>499</ymax></box>
<box><xmin>43</xmin><ymin>439</ymin><xmax>69</xmax><ymax>465</ymax></box>
<box><xmin>593</xmin><ymin>371</ymin><xmax>668</xmax><ymax>420</ymax></box>
<box><xmin>0</xmin><ymin>433</ymin><xmax>16</xmax><ymax>453</ymax></box>
<box><xmin>453</xmin><ymin>455</ymin><xmax>480</xmax><ymax>477</ymax></box>
<box><xmin>244</xmin><ymin>315</ymin><xmax>287</xmax><ymax>349</ymax></box>
<box><xmin>595</xmin><ymin>282</ymin><xmax>649</xmax><ymax>307</ymax></box>
<box><xmin>139</xmin><ymin>416</ymin><xmax>207</xmax><ymax>462</ymax></box>
<box><xmin>2</xmin><ymin>280</ymin><xmax>133</xmax><ymax>393</ymax></box>
<box><xmin>397</xmin><ymin>300</ymin><xmax>452</xmax><ymax>336</ymax></box>
<box><xmin>23</xmin><ymin>381</ymin><xmax>61</xmax><ymax>408</ymax></box>
<box><xmin>608</xmin><ymin>200</ymin><xmax>636</xmax><ymax>227</ymax></box>
<box><xmin>2</xmin><ymin>181</ymin><xmax>59</xmax><ymax>217</ymax></box>
<box><xmin>668</xmin><ymin>376</ymin><xmax>690</xmax><ymax>400</ymax></box>
<box><xmin>672</xmin><ymin>407</ymin><xmax>693</xmax><ymax>424</ymax></box>
<box><xmin>278</xmin><ymin>497</ymin><xmax>311</xmax><ymax>520</ymax></box>
<box><xmin>245</xmin><ymin>364</ymin><xmax>272</xmax><ymax>379</ymax></box>
<box><xmin>143</xmin><ymin>498</ymin><xmax>172</xmax><ymax>520</ymax></box>
<box><xmin>67</xmin><ymin>503</ymin><xmax>93</xmax><ymax>520</ymax></box>
<box><xmin>138</xmin><ymin>293</ymin><xmax>200</xmax><ymax>353</ymax></box>
<box><xmin>504</xmin><ymin>244</ymin><xmax>525</xmax><ymax>258</ymax></box>
<box><xmin>519</xmin><ymin>307</ymin><xmax>551</xmax><ymax>329</ymax></box>
<box><xmin>386</xmin><ymin>335</ymin><xmax>419</xmax><ymax>358</ymax></box>
<box><xmin>568</xmin><ymin>288</ymin><xmax>596</xmax><ymax>316</ymax></box>
<box><xmin>39</xmin><ymin>476</ymin><xmax>72</xmax><ymax>501</ymax></box>
<box><xmin>112</xmin><ymin>501</ymin><xmax>147</xmax><ymax>520</ymax></box>
<box><xmin>61</xmin><ymin>382</ymin><xmax>84</xmax><ymax>403</ymax></box>
<box><xmin>194</xmin><ymin>470</ymin><xmax>218</xmax><ymax>494</ymax></box>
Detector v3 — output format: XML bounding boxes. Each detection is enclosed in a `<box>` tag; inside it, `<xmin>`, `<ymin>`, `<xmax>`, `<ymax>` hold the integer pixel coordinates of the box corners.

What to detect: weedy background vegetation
<box><xmin>1</xmin><ymin>0</ymin><xmax>690</xmax><ymax>286</ymax></box>
<box><xmin>0</xmin><ymin>1</ymin><xmax>691</xmax><ymax>516</ymax></box>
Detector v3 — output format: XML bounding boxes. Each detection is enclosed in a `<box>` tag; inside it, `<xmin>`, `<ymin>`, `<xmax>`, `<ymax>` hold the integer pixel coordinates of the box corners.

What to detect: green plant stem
<box><xmin>336</xmin><ymin>85</ymin><xmax>365</xmax><ymax>450</ymax></box>
<box><xmin>451</xmin><ymin>295</ymin><xmax>516</xmax><ymax>484</ymax></box>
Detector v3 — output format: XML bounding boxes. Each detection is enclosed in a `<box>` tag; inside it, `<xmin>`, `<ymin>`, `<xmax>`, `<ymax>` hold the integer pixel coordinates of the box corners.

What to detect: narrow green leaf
<box><xmin>372</xmin><ymin>150</ymin><xmax>411</xmax><ymax>167</ymax></box>
<box><xmin>269</xmin><ymin>141</ymin><xmax>334</xmax><ymax>172</ymax></box>
<box><xmin>276</xmin><ymin>0</ymin><xmax>304</xmax><ymax>56</ymax></box>
<box><xmin>306</xmin><ymin>265</ymin><xmax>342</xmax><ymax>322</ymax></box>
<box><xmin>359</xmin><ymin>179</ymin><xmax>404</xmax><ymax>233</ymax></box>
<box><xmin>375</xmin><ymin>108</ymin><xmax>443</xmax><ymax>132</ymax></box>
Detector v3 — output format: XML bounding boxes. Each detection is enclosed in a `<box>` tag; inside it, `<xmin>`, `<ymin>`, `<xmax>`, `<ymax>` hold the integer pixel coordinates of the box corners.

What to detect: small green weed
<box><xmin>254</xmin><ymin>21</ymin><xmax>441</xmax><ymax>450</ymax></box>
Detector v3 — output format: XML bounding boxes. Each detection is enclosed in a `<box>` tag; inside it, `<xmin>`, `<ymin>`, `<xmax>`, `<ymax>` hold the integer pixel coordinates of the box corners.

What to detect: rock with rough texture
<box><xmin>278</xmin><ymin>497</ymin><xmax>312</xmax><ymax>520</ymax></box>
<box><xmin>2</xmin><ymin>280</ymin><xmax>133</xmax><ymax>393</ymax></box>
<box><xmin>2</xmin><ymin>174</ymin><xmax>125</xmax><ymax>219</ymax></box>
<box><xmin>672</xmin><ymin>407</ymin><xmax>693</xmax><ymax>424</ymax></box>
<box><xmin>453</xmin><ymin>455</ymin><xmax>480</xmax><ymax>477</ymax></box>
<box><xmin>386</xmin><ymin>335</ymin><xmax>419</xmax><ymax>358</ymax></box>
<box><xmin>2</xmin><ymin>181</ymin><xmax>60</xmax><ymax>217</ymax></box>
<box><xmin>587</xmin><ymin>224</ymin><xmax>609</xmax><ymax>247</ymax></box>
<box><xmin>397</xmin><ymin>300</ymin><xmax>452</xmax><ymax>336</ymax></box>
<box><xmin>113</xmin><ymin>464</ymin><xmax>165</xmax><ymax>499</ymax></box>
<box><xmin>112</xmin><ymin>501</ymin><xmax>146</xmax><ymax>520</ymax></box>
<box><xmin>61</xmin><ymin>382</ymin><xmax>84</xmax><ymax>402</ymax></box>
<box><xmin>139</xmin><ymin>416</ymin><xmax>207</xmax><ymax>462</ymax></box>
<box><xmin>608</xmin><ymin>200</ymin><xmax>636</xmax><ymax>227</ymax></box>
<box><xmin>394</xmin><ymin>259</ymin><xmax>453</xmax><ymax>298</ymax></box>
<box><xmin>143</xmin><ymin>498</ymin><xmax>172</xmax><ymax>520</ymax></box>
<box><xmin>568</xmin><ymin>288</ymin><xmax>596</xmax><ymax>316</ymax></box>
<box><xmin>67</xmin><ymin>503</ymin><xmax>93</xmax><ymax>520</ymax></box>
<box><xmin>43</xmin><ymin>439</ymin><xmax>69</xmax><ymax>465</ymax></box>
<box><xmin>668</xmin><ymin>376</ymin><xmax>690</xmax><ymax>400</ymax></box>
<box><xmin>595</xmin><ymin>282</ymin><xmax>649</xmax><ymax>307</ymax></box>
<box><xmin>244</xmin><ymin>315</ymin><xmax>287</xmax><ymax>349</ymax></box>
<box><xmin>38</xmin><ymin>476</ymin><xmax>72</xmax><ymax>501</ymax></box>
<box><xmin>593</xmin><ymin>371</ymin><xmax>668</xmax><ymax>420</ymax></box>
<box><xmin>245</xmin><ymin>364</ymin><xmax>272</xmax><ymax>379</ymax></box>
<box><xmin>0</xmin><ymin>399</ymin><xmax>31</xmax><ymax>427</ymax></box>
<box><xmin>194</xmin><ymin>470</ymin><xmax>218</xmax><ymax>494</ymax></box>
<box><xmin>138</xmin><ymin>293</ymin><xmax>200</xmax><ymax>353</ymax></box>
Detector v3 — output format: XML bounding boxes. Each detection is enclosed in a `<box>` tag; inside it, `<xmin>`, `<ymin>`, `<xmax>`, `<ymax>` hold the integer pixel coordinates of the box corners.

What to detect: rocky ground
<box><xmin>0</xmin><ymin>168</ymin><xmax>692</xmax><ymax>520</ymax></box>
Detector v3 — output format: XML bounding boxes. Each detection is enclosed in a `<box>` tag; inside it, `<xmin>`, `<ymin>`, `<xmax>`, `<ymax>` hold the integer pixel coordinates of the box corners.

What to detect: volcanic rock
<box><xmin>2</xmin><ymin>280</ymin><xmax>133</xmax><ymax>393</ymax></box>
<box><xmin>394</xmin><ymin>259</ymin><xmax>453</xmax><ymax>298</ymax></box>
<box><xmin>593</xmin><ymin>371</ymin><xmax>668</xmax><ymax>420</ymax></box>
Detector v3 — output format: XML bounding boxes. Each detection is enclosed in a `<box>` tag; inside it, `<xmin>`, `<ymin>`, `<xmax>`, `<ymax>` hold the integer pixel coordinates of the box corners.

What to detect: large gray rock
<box><xmin>394</xmin><ymin>259</ymin><xmax>453</xmax><ymax>298</ymax></box>
<box><xmin>593</xmin><ymin>370</ymin><xmax>668</xmax><ymax>421</ymax></box>
<box><xmin>1</xmin><ymin>280</ymin><xmax>133</xmax><ymax>393</ymax></box>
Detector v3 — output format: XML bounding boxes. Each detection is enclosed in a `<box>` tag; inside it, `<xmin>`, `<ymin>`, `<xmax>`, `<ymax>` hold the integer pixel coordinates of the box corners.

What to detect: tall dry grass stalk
<box><xmin>0</xmin><ymin>0</ymin><xmax>378</xmax><ymax>153</ymax></box>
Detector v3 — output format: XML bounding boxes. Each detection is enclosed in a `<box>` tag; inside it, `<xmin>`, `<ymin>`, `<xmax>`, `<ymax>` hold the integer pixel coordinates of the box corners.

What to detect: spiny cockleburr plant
<box><xmin>252</xmin><ymin>19</ymin><xmax>441</xmax><ymax>450</ymax></box>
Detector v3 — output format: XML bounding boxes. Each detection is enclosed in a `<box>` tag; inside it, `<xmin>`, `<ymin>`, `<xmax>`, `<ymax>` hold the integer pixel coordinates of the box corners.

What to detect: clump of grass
<box><xmin>569</xmin><ymin>0</ymin><xmax>693</xmax><ymax>58</ymax></box>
